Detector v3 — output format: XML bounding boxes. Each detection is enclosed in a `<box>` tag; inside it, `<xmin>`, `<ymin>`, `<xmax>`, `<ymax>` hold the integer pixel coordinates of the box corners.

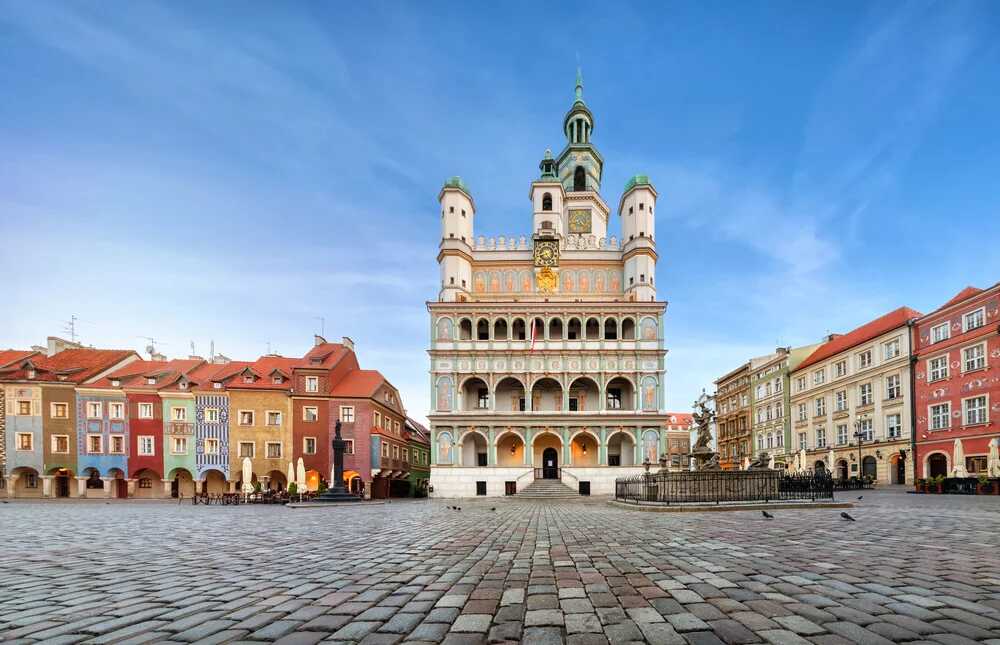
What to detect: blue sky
<box><xmin>2</xmin><ymin>1</ymin><xmax>999</xmax><ymax>423</ymax></box>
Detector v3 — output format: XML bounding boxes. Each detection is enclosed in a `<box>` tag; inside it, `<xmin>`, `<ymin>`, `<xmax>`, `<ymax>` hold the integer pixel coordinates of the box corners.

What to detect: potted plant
<box><xmin>930</xmin><ymin>474</ymin><xmax>945</xmax><ymax>494</ymax></box>
<box><xmin>287</xmin><ymin>482</ymin><xmax>298</xmax><ymax>499</ymax></box>
<box><xmin>976</xmin><ymin>473</ymin><xmax>993</xmax><ymax>495</ymax></box>
<box><xmin>914</xmin><ymin>478</ymin><xmax>926</xmax><ymax>493</ymax></box>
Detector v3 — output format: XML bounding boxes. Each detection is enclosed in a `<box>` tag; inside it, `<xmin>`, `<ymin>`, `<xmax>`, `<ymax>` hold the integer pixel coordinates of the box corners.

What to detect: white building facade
<box><xmin>427</xmin><ymin>75</ymin><xmax>670</xmax><ymax>497</ymax></box>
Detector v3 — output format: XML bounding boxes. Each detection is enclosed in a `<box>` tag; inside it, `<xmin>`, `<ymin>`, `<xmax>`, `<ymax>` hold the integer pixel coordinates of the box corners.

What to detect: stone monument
<box><xmin>691</xmin><ymin>391</ymin><xmax>720</xmax><ymax>471</ymax></box>
<box><xmin>314</xmin><ymin>420</ymin><xmax>361</xmax><ymax>503</ymax></box>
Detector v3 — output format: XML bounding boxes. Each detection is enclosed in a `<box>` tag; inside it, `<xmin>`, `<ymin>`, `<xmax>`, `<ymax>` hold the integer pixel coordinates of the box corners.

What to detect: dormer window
<box><xmin>111</xmin><ymin>379</ymin><xmax>120</xmax><ymax>387</ymax></box>
<box><xmin>26</xmin><ymin>369</ymin><xmax>35</xmax><ymax>379</ymax></box>
<box><xmin>243</xmin><ymin>375</ymin><xmax>254</xmax><ymax>384</ymax></box>
<box><xmin>272</xmin><ymin>375</ymin><xmax>283</xmax><ymax>384</ymax></box>
<box><xmin>179</xmin><ymin>381</ymin><xmax>188</xmax><ymax>390</ymax></box>
<box><xmin>213</xmin><ymin>382</ymin><xmax>222</xmax><ymax>389</ymax></box>
<box><xmin>147</xmin><ymin>377</ymin><xmax>156</xmax><ymax>385</ymax></box>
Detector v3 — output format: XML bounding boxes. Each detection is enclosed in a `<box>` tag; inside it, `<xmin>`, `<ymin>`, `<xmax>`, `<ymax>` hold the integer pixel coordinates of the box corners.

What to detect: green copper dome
<box><xmin>442</xmin><ymin>176</ymin><xmax>470</xmax><ymax>193</ymax></box>
<box><xmin>624</xmin><ymin>175</ymin><xmax>650</xmax><ymax>192</ymax></box>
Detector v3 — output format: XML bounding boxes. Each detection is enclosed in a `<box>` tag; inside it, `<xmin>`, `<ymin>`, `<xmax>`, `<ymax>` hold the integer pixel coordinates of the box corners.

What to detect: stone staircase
<box><xmin>516</xmin><ymin>479</ymin><xmax>579</xmax><ymax>499</ymax></box>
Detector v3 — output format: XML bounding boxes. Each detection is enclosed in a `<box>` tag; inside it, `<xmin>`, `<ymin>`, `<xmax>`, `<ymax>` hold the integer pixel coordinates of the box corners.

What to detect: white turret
<box><xmin>619</xmin><ymin>175</ymin><xmax>659</xmax><ymax>301</ymax></box>
<box><xmin>438</xmin><ymin>177</ymin><xmax>475</xmax><ymax>302</ymax></box>
<box><xmin>531</xmin><ymin>149</ymin><xmax>565</xmax><ymax>236</ymax></box>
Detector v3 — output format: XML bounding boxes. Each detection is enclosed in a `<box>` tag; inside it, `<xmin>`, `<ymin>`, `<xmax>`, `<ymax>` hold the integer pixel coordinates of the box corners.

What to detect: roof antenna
<box><xmin>314</xmin><ymin>316</ymin><xmax>325</xmax><ymax>337</ymax></box>
<box><xmin>266</xmin><ymin>341</ymin><xmax>272</xmax><ymax>355</ymax></box>
<box><xmin>63</xmin><ymin>315</ymin><xmax>78</xmax><ymax>343</ymax></box>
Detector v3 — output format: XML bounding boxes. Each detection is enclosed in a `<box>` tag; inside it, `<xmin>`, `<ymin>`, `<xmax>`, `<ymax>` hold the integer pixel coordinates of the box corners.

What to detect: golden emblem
<box><xmin>536</xmin><ymin>267</ymin><xmax>558</xmax><ymax>293</ymax></box>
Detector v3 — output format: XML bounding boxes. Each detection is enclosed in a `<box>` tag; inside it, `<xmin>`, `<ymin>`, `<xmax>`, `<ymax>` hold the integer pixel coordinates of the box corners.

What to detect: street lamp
<box><xmin>853</xmin><ymin>419</ymin><xmax>865</xmax><ymax>480</ymax></box>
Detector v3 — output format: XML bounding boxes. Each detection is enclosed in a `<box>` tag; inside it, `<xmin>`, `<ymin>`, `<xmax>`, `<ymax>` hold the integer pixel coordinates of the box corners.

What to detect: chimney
<box><xmin>151</xmin><ymin>351</ymin><xmax>167</xmax><ymax>362</ymax></box>
<box><xmin>314</xmin><ymin>334</ymin><xmax>327</xmax><ymax>347</ymax></box>
<box><xmin>342</xmin><ymin>337</ymin><xmax>355</xmax><ymax>351</ymax></box>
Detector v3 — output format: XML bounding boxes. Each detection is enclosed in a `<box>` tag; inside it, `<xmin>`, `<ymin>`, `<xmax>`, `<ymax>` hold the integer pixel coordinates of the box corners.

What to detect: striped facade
<box><xmin>195</xmin><ymin>393</ymin><xmax>230</xmax><ymax>479</ymax></box>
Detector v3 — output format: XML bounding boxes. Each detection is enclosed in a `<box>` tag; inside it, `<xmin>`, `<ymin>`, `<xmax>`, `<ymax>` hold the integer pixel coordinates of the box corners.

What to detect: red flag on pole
<box><xmin>530</xmin><ymin>319</ymin><xmax>537</xmax><ymax>351</ymax></box>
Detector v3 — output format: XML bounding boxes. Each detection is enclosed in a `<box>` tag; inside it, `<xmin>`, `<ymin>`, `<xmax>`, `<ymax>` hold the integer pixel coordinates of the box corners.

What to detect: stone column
<box><xmin>126</xmin><ymin>479</ymin><xmax>137</xmax><ymax>498</ymax></box>
<box><xmin>101</xmin><ymin>478</ymin><xmax>114</xmax><ymax>498</ymax></box>
<box><xmin>487</xmin><ymin>427</ymin><xmax>496</xmax><ymax>466</ymax></box>
<box><xmin>75</xmin><ymin>476</ymin><xmax>88</xmax><ymax>498</ymax></box>
<box><xmin>599</xmin><ymin>427</ymin><xmax>607</xmax><ymax>466</ymax></box>
<box><xmin>6</xmin><ymin>475</ymin><xmax>17</xmax><ymax>498</ymax></box>
<box><xmin>162</xmin><ymin>479</ymin><xmax>173</xmax><ymax>499</ymax></box>
<box><xmin>41</xmin><ymin>475</ymin><xmax>54</xmax><ymax>498</ymax></box>
<box><xmin>523</xmin><ymin>427</ymin><xmax>534</xmax><ymax>467</ymax></box>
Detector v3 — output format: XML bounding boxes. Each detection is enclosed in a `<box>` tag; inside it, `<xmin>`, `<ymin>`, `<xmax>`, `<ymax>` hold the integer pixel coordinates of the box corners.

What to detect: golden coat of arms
<box><xmin>536</xmin><ymin>267</ymin><xmax>558</xmax><ymax>293</ymax></box>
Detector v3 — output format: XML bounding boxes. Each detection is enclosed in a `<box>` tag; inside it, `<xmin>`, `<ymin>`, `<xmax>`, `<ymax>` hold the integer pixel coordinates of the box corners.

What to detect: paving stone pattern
<box><xmin>2</xmin><ymin>488</ymin><xmax>1000</xmax><ymax>644</ymax></box>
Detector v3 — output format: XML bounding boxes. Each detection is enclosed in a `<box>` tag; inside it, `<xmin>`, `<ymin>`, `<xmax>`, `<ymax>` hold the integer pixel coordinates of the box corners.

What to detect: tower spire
<box><xmin>575</xmin><ymin>67</ymin><xmax>584</xmax><ymax>103</ymax></box>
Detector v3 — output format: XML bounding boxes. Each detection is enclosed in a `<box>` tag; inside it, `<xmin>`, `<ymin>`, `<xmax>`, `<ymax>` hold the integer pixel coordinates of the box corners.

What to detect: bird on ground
<box><xmin>761</xmin><ymin>511</ymin><xmax>774</xmax><ymax>519</ymax></box>
<box><xmin>857</xmin><ymin>495</ymin><xmax>863</xmax><ymax>500</ymax></box>
<box><xmin>840</xmin><ymin>512</ymin><xmax>856</xmax><ymax>521</ymax></box>
<box><xmin>491</xmin><ymin>507</ymin><xmax>497</xmax><ymax>511</ymax></box>
<box><xmin>456</xmin><ymin>507</ymin><xmax>462</xmax><ymax>511</ymax></box>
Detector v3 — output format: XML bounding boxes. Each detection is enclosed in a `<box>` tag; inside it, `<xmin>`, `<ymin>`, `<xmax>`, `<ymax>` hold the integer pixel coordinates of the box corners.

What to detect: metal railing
<box><xmin>534</xmin><ymin>467</ymin><xmax>561</xmax><ymax>480</ymax></box>
<box><xmin>615</xmin><ymin>470</ymin><xmax>834</xmax><ymax>505</ymax></box>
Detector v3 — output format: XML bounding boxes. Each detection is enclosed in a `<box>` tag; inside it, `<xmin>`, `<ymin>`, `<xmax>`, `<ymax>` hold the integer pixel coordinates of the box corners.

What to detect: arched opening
<box><xmin>548</xmin><ymin>318</ymin><xmax>563</xmax><ymax>341</ymax></box>
<box><xmin>10</xmin><ymin>467</ymin><xmax>41</xmax><ymax>498</ymax></box>
<box><xmin>496</xmin><ymin>431</ymin><xmax>524</xmax><ymax>467</ymax></box>
<box><xmin>495</xmin><ymin>377</ymin><xmax>526</xmax><ymax>412</ymax></box>
<box><xmin>813</xmin><ymin>460</ymin><xmax>826</xmax><ymax>475</ymax></box>
<box><xmin>532</xmin><ymin>317</ymin><xmax>545</xmax><ymax>342</ymax></box>
<box><xmin>567</xmin><ymin>318</ymin><xmax>582</xmax><ymax>340</ymax></box>
<box><xmin>460</xmin><ymin>431</ymin><xmax>488</xmax><ymax>467</ymax></box>
<box><xmin>571</xmin><ymin>431</ymin><xmax>599</xmax><ymax>467</ymax></box>
<box><xmin>532</xmin><ymin>432</ymin><xmax>562</xmax><ymax>473</ymax></box>
<box><xmin>169</xmin><ymin>468</ymin><xmax>195</xmax><ymax>498</ymax></box>
<box><xmin>203</xmin><ymin>469</ymin><xmax>228</xmax><ymax>494</ymax></box>
<box><xmin>605</xmin><ymin>377</ymin><xmax>635</xmax><ymax>411</ymax></box>
<box><xmin>542</xmin><ymin>192</ymin><xmax>552</xmax><ymax>211</ymax></box>
<box><xmin>531</xmin><ymin>377</ymin><xmax>564</xmax><ymax>412</ymax></box>
<box><xmin>50</xmin><ymin>467</ymin><xmax>73</xmax><ymax>498</ymax></box>
<box><xmin>585</xmin><ymin>317</ymin><xmax>600</xmax><ymax>340</ymax></box>
<box><xmin>262</xmin><ymin>470</ymin><xmax>288</xmax><ymax>491</ymax></box>
<box><xmin>573</xmin><ymin>166</ymin><xmax>586</xmax><ymax>191</ymax></box>
<box><xmin>836</xmin><ymin>459</ymin><xmax>849</xmax><ymax>482</ymax></box>
<box><xmin>133</xmin><ymin>468</ymin><xmax>161</xmax><ymax>499</ymax></box>
<box><xmin>928</xmin><ymin>453</ymin><xmax>948</xmax><ymax>478</ymax></box>
<box><xmin>892</xmin><ymin>453</ymin><xmax>906</xmax><ymax>485</ymax></box>
<box><xmin>604</xmin><ymin>319</ymin><xmax>618</xmax><ymax>340</ymax></box>
<box><xmin>862</xmin><ymin>456</ymin><xmax>877</xmax><ymax>480</ymax></box>
<box><xmin>493</xmin><ymin>319</ymin><xmax>508</xmax><ymax>341</ymax></box>
<box><xmin>84</xmin><ymin>467</ymin><xmax>104</xmax><ymax>498</ymax></box>
<box><xmin>107</xmin><ymin>468</ymin><xmax>127</xmax><ymax>498</ymax></box>
<box><xmin>458</xmin><ymin>319</ymin><xmax>472</xmax><ymax>340</ymax></box>
<box><xmin>512</xmin><ymin>318</ymin><xmax>526</xmax><ymax>341</ymax></box>
<box><xmin>542</xmin><ymin>447</ymin><xmax>559</xmax><ymax>478</ymax></box>
<box><xmin>622</xmin><ymin>318</ymin><xmax>636</xmax><ymax>340</ymax></box>
<box><xmin>607</xmin><ymin>432</ymin><xmax>635</xmax><ymax>466</ymax></box>
<box><xmin>476</xmin><ymin>318</ymin><xmax>490</xmax><ymax>341</ymax></box>
<box><xmin>461</xmin><ymin>377</ymin><xmax>490</xmax><ymax>411</ymax></box>
<box><xmin>568</xmin><ymin>377</ymin><xmax>600</xmax><ymax>412</ymax></box>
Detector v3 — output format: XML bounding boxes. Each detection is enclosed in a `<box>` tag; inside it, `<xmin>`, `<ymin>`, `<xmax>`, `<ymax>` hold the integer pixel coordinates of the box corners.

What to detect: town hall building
<box><xmin>427</xmin><ymin>74</ymin><xmax>670</xmax><ymax>497</ymax></box>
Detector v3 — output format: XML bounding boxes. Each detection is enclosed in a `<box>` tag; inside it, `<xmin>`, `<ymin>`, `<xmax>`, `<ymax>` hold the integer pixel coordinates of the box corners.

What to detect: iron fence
<box><xmin>614</xmin><ymin>470</ymin><xmax>834</xmax><ymax>505</ymax></box>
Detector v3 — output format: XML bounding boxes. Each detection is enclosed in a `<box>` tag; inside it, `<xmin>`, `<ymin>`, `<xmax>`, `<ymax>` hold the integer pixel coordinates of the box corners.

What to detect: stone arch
<box><xmin>512</xmin><ymin>318</ymin><xmax>527</xmax><ymax>341</ymax></box>
<box><xmin>621</xmin><ymin>317</ymin><xmax>636</xmax><ymax>340</ymax></box>
<box><xmin>607</xmin><ymin>430</ymin><xmax>636</xmax><ymax>466</ymax></box>
<box><xmin>604</xmin><ymin>318</ymin><xmax>618</xmax><ymax>340</ymax></box>
<box><xmin>494</xmin><ymin>376</ymin><xmax>526</xmax><ymax>412</ymax></box>
<box><xmin>567</xmin><ymin>376</ymin><xmax>600</xmax><ymax>412</ymax></box>
<box><xmin>640</xmin><ymin>316</ymin><xmax>658</xmax><ymax>341</ymax></box>
<box><xmin>436</xmin><ymin>431</ymin><xmax>455</xmax><ymax>465</ymax></box>
<box><xmin>569</xmin><ymin>428</ymin><xmax>600</xmax><ymax>467</ymax></box>
<box><xmin>926</xmin><ymin>451</ymin><xmax>949</xmax><ymax>478</ymax></box>
<box><xmin>475</xmin><ymin>318</ymin><xmax>490</xmax><ymax>341</ymax></box>
<box><xmin>567</xmin><ymin>317</ymin><xmax>582</xmax><ymax>340</ymax></box>
<box><xmin>460</xmin><ymin>376</ymin><xmax>490</xmax><ymax>411</ymax></box>
<box><xmin>605</xmin><ymin>375</ymin><xmax>636</xmax><ymax>411</ymax></box>
<box><xmin>585</xmin><ymin>317</ymin><xmax>600</xmax><ymax>340</ymax></box>
<box><xmin>493</xmin><ymin>318</ymin><xmax>508</xmax><ymax>341</ymax></box>
<box><xmin>458</xmin><ymin>428</ymin><xmax>488</xmax><ymax>467</ymax></box>
<box><xmin>133</xmin><ymin>468</ymin><xmax>161</xmax><ymax>499</ymax></box>
<box><xmin>495</xmin><ymin>429</ymin><xmax>525</xmax><ymax>467</ymax></box>
<box><xmin>549</xmin><ymin>318</ymin><xmax>564</xmax><ymax>340</ymax></box>
<box><xmin>458</xmin><ymin>318</ymin><xmax>473</xmax><ymax>340</ymax></box>
<box><xmin>202</xmin><ymin>468</ymin><xmax>228</xmax><ymax>494</ymax></box>
<box><xmin>530</xmin><ymin>377</ymin><xmax>564</xmax><ymax>412</ymax></box>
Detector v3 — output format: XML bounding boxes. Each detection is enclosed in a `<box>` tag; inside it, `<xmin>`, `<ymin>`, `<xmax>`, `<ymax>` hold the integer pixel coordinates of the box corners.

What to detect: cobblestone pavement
<box><xmin>2</xmin><ymin>488</ymin><xmax>1000</xmax><ymax>644</ymax></box>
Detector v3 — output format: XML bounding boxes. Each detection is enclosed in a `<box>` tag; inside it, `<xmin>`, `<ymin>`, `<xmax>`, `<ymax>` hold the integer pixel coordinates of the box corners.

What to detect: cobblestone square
<box><xmin>2</xmin><ymin>489</ymin><xmax>1000</xmax><ymax>644</ymax></box>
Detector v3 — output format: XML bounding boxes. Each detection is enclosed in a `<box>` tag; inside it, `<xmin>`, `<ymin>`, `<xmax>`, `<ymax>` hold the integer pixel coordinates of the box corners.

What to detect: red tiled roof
<box><xmin>665</xmin><ymin>413</ymin><xmax>694</xmax><ymax>427</ymax></box>
<box><xmin>329</xmin><ymin>369</ymin><xmax>386</xmax><ymax>398</ymax></box>
<box><xmin>300</xmin><ymin>343</ymin><xmax>349</xmax><ymax>369</ymax></box>
<box><xmin>794</xmin><ymin>306</ymin><xmax>922</xmax><ymax>371</ymax></box>
<box><xmin>92</xmin><ymin>358</ymin><xmax>206</xmax><ymax>389</ymax></box>
<box><xmin>0</xmin><ymin>350</ymin><xmax>39</xmax><ymax>369</ymax></box>
<box><xmin>224</xmin><ymin>356</ymin><xmax>301</xmax><ymax>390</ymax></box>
<box><xmin>939</xmin><ymin>286</ymin><xmax>985</xmax><ymax>310</ymax></box>
<box><xmin>1</xmin><ymin>348</ymin><xmax>138</xmax><ymax>384</ymax></box>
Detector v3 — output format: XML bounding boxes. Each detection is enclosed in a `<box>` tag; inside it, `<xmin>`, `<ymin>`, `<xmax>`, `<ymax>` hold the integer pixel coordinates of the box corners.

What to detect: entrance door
<box><xmin>542</xmin><ymin>447</ymin><xmax>558</xmax><ymax>479</ymax></box>
<box><xmin>837</xmin><ymin>461</ymin><xmax>848</xmax><ymax>482</ymax></box>
<box><xmin>116</xmin><ymin>479</ymin><xmax>128</xmax><ymax>498</ymax></box>
<box><xmin>862</xmin><ymin>456</ymin><xmax>877</xmax><ymax>480</ymax></box>
<box><xmin>55</xmin><ymin>476</ymin><xmax>70</xmax><ymax>498</ymax></box>
<box><xmin>895</xmin><ymin>456</ymin><xmax>906</xmax><ymax>484</ymax></box>
<box><xmin>928</xmin><ymin>454</ymin><xmax>947</xmax><ymax>478</ymax></box>
<box><xmin>171</xmin><ymin>478</ymin><xmax>180</xmax><ymax>498</ymax></box>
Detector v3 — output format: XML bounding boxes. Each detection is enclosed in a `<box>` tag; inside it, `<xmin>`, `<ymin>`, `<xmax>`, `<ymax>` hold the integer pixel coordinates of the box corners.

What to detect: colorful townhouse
<box><xmin>406</xmin><ymin>417</ymin><xmax>431</xmax><ymax>497</ymax></box>
<box><xmin>227</xmin><ymin>356</ymin><xmax>296</xmax><ymax>492</ymax></box>
<box><xmin>190</xmin><ymin>361</ymin><xmax>237</xmax><ymax>494</ymax></box>
<box><xmin>913</xmin><ymin>284</ymin><xmax>1000</xmax><ymax>479</ymax></box>
<box><xmin>714</xmin><ymin>362</ymin><xmax>751</xmax><ymax>469</ymax></box>
<box><xmin>0</xmin><ymin>346</ymin><xmax>138</xmax><ymax>497</ymax></box>
<box><xmin>664</xmin><ymin>413</ymin><xmax>693</xmax><ymax>470</ymax></box>
<box><xmin>749</xmin><ymin>343</ymin><xmax>822</xmax><ymax>469</ymax></box>
<box><xmin>0</xmin><ymin>349</ymin><xmax>40</xmax><ymax>490</ymax></box>
<box><xmin>330</xmin><ymin>368</ymin><xmax>408</xmax><ymax>499</ymax></box>
<box><xmin>790</xmin><ymin>307</ymin><xmax>921</xmax><ymax>485</ymax></box>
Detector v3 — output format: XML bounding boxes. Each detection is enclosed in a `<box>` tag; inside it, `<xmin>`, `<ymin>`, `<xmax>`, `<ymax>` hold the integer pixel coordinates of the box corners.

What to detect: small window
<box><xmin>109</xmin><ymin>435</ymin><xmax>125</xmax><ymax>454</ymax></box>
<box><xmin>345</xmin><ymin>439</ymin><xmax>355</xmax><ymax>455</ymax></box>
<box><xmin>172</xmin><ymin>437</ymin><xmax>188</xmax><ymax>454</ymax></box>
<box><xmin>243</xmin><ymin>374</ymin><xmax>254</xmax><ymax>384</ymax></box>
<box><xmin>965</xmin><ymin>396</ymin><xmax>987</xmax><ymax>425</ymax></box>
<box><xmin>266</xmin><ymin>411</ymin><xmax>282</xmax><ymax>426</ymax></box>
<box><xmin>138</xmin><ymin>403</ymin><xmax>154</xmax><ymax>419</ymax></box>
<box><xmin>266</xmin><ymin>442</ymin><xmax>282</xmax><ymax>459</ymax></box>
<box><xmin>139</xmin><ymin>436</ymin><xmax>155</xmax><ymax>456</ymax></box>
<box><xmin>51</xmin><ymin>435</ymin><xmax>70</xmax><ymax>454</ymax></box>
<box><xmin>87</xmin><ymin>435</ymin><xmax>103</xmax><ymax>454</ymax></box>
<box><xmin>304</xmin><ymin>437</ymin><xmax>317</xmax><ymax>455</ymax></box>
<box><xmin>476</xmin><ymin>481</ymin><xmax>487</xmax><ymax>496</ymax></box>
<box><xmin>109</xmin><ymin>402</ymin><xmax>125</xmax><ymax>420</ymax></box>
<box><xmin>205</xmin><ymin>438</ymin><xmax>220</xmax><ymax>455</ymax></box>
<box><xmin>16</xmin><ymin>432</ymin><xmax>33</xmax><ymax>451</ymax></box>
<box><xmin>51</xmin><ymin>402</ymin><xmax>68</xmax><ymax>419</ymax></box>
<box><xmin>542</xmin><ymin>192</ymin><xmax>552</xmax><ymax>211</ymax></box>
<box><xmin>305</xmin><ymin>376</ymin><xmax>319</xmax><ymax>393</ymax></box>
<box><xmin>138</xmin><ymin>478</ymin><xmax>153</xmax><ymax>489</ymax></box>
<box><xmin>303</xmin><ymin>407</ymin><xmax>318</xmax><ymax>422</ymax></box>
<box><xmin>964</xmin><ymin>308</ymin><xmax>985</xmax><ymax>332</ymax></box>
<box><xmin>205</xmin><ymin>407</ymin><xmax>220</xmax><ymax>423</ymax></box>
<box><xmin>931</xmin><ymin>323</ymin><xmax>950</xmax><ymax>343</ymax></box>
<box><xmin>239</xmin><ymin>410</ymin><xmax>254</xmax><ymax>426</ymax></box>
<box><xmin>928</xmin><ymin>355</ymin><xmax>949</xmax><ymax>381</ymax></box>
<box><xmin>239</xmin><ymin>442</ymin><xmax>255</xmax><ymax>458</ymax></box>
<box><xmin>87</xmin><ymin>401</ymin><xmax>102</xmax><ymax>419</ymax></box>
<box><xmin>340</xmin><ymin>406</ymin><xmax>355</xmax><ymax>423</ymax></box>
<box><xmin>171</xmin><ymin>407</ymin><xmax>187</xmax><ymax>422</ymax></box>
<box><xmin>17</xmin><ymin>400</ymin><xmax>32</xmax><ymax>416</ymax></box>
<box><xmin>146</xmin><ymin>377</ymin><xmax>156</xmax><ymax>385</ymax></box>
<box><xmin>963</xmin><ymin>344</ymin><xmax>986</xmax><ymax>372</ymax></box>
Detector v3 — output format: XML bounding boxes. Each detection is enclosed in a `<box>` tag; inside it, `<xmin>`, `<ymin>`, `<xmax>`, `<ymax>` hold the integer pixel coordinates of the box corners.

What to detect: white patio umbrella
<box><xmin>799</xmin><ymin>448</ymin><xmax>807</xmax><ymax>474</ymax></box>
<box><xmin>241</xmin><ymin>457</ymin><xmax>254</xmax><ymax>493</ymax></box>
<box><xmin>827</xmin><ymin>448</ymin><xmax>835</xmax><ymax>476</ymax></box>
<box><xmin>742</xmin><ymin>456</ymin><xmax>751</xmax><ymax>470</ymax></box>
<box><xmin>296</xmin><ymin>457</ymin><xmax>307</xmax><ymax>491</ymax></box>
<box><xmin>989</xmin><ymin>438</ymin><xmax>1000</xmax><ymax>477</ymax></box>
<box><xmin>286</xmin><ymin>462</ymin><xmax>295</xmax><ymax>490</ymax></box>
<box><xmin>767</xmin><ymin>454</ymin><xmax>776</xmax><ymax>470</ymax></box>
<box><xmin>953</xmin><ymin>438</ymin><xmax>969</xmax><ymax>477</ymax></box>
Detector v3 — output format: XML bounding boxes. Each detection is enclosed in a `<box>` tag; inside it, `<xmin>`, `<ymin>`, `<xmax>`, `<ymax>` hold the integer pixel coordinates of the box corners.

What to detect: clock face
<box><xmin>568</xmin><ymin>209</ymin><xmax>592</xmax><ymax>234</ymax></box>
<box><xmin>533</xmin><ymin>241</ymin><xmax>559</xmax><ymax>267</ymax></box>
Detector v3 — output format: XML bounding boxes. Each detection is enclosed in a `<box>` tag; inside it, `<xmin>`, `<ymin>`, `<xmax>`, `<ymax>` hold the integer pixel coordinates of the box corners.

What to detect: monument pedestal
<box><xmin>312</xmin><ymin>419</ymin><xmax>361</xmax><ymax>504</ymax></box>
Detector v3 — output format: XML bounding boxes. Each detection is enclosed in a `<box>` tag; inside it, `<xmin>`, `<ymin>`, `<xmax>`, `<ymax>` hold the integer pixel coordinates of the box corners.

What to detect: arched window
<box><xmin>573</xmin><ymin>166</ymin><xmax>586</xmax><ymax>192</ymax></box>
<box><xmin>542</xmin><ymin>193</ymin><xmax>552</xmax><ymax>211</ymax></box>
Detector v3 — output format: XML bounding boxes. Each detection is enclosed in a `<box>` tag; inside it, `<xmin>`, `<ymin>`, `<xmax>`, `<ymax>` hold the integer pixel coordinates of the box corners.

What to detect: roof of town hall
<box><xmin>794</xmin><ymin>306</ymin><xmax>923</xmax><ymax>372</ymax></box>
<box><xmin>0</xmin><ymin>348</ymin><xmax>138</xmax><ymax>384</ymax></box>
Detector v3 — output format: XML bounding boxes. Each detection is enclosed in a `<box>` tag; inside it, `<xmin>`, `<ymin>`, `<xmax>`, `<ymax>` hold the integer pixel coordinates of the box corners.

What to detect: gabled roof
<box><xmin>225</xmin><ymin>356</ymin><xmax>301</xmax><ymax>390</ymax></box>
<box><xmin>329</xmin><ymin>369</ymin><xmax>387</xmax><ymax>398</ymax></box>
<box><xmin>92</xmin><ymin>358</ymin><xmax>205</xmax><ymax>390</ymax></box>
<box><xmin>0</xmin><ymin>350</ymin><xmax>39</xmax><ymax>369</ymax></box>
<box><xmin>405</xmin><ymin>417</ymin><xmax>430</xmax><ymax>445</ymax></box>
<box><xmin>0</xmin><ymin>348</ymin><xmax>138</xmax><ymax>384</ymax></box>
<box><xmin>665</xmin><ymin>413</ymin><xmax>694</xmax><ymax>427</ymax></box>
<box><xmin>299</xmin><ymin>342</ymin><xmax>350</xmax><ymax>370</ymax></box>
<box><xmin>794</xmin><ymin>306</ymin><xmax>922</xmax><ymax>371</ymax></box>
<box><xmin>940</xmin><ymin>286</ymin><xmax>984</xmax><ymax>310</ymax></box>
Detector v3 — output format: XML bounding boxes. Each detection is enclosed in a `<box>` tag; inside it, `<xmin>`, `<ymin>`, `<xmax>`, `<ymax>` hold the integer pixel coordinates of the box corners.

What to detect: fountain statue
<box><xmin>691</xmin><ymin>390</ymin><xmax>720</xmax><ymax>471</ymax></box>
<box><xmin>314</xmin><ymin>420</ymin><xmax>361</xmax><ymax>503</ymax></box>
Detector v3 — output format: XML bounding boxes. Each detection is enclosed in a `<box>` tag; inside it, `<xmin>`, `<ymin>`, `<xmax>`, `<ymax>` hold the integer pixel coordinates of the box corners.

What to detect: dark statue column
<box><xmin>314</xmin><ymin>419</ymin><xmax>361</xmax><ymax>503</ymax></box>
